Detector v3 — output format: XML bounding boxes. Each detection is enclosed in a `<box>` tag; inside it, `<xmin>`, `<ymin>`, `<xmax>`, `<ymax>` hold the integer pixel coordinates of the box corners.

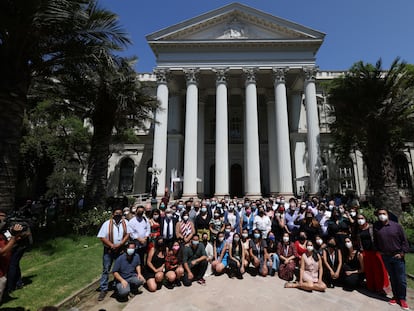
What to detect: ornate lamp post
<box><xmin>148</xmin><ymin>165</ymin><xmax>162</xmax><ymax>207</ymax></box>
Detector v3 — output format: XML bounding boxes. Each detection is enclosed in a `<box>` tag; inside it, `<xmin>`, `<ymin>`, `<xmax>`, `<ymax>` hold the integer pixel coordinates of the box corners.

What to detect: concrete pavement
<box><xmin>85</xmin><ymin>273</ymin><xmax>413</xmax><ymax>311</ymax></box>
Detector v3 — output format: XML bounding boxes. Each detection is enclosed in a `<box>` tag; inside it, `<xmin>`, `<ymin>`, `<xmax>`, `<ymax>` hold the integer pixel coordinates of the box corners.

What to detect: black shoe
<box><xmin>270</xmin><ymin>269</ymin><xmax>276</xmax><ymax>276</ymax></box>
<box><xmin>165</xmin><ymin>281</ymin><xmax>174</xmax><ymax>289</ymax></box>
<box><xmin>98</xmin><ymin>291</ymin><xmax>107</xmax><ymax>301</ymax></box>
<box><xmin>174</xmin><ymin>280</ymin><xmax>182</xmax><ymax>287</ymax></box>
<box><xmin>236</xmin><ymin>273</ymin><xmax>244</xmax><ymax>280</ymax></box>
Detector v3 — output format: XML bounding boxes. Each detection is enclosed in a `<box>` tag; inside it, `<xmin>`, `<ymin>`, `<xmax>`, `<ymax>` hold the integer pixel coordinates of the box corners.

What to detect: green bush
<box><xmin>401</xmin><ymin>210</ymin><xmax>414</xmax><ymax>247</ymax></box>
<box><xmin>72</xmin><ymin>206</ymin><xmax>111</xmax><ymax>235</ymax></box>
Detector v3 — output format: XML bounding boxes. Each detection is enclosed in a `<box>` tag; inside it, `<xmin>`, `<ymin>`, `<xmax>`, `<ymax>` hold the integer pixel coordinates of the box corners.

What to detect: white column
<box><xmin>183</xmin><ymin>68</ymin><xmax>199</xmax><ymax>197</ymax></box>
<box><xmin>304</xmin><ymin>67</ymin><xmax>320</xmax><ymax>194</ymax></box>
<box><xmin>214</xmin><ymin>68</ymin><xmax>229</xmax><ymax>196</ymax></box>
<box><xmin>273</xmin><ymin>68</ymin><xmax>293</xmax><ymax>195</ymax></box>
<box><xmin>197</xmin><ymin>99</ymin><xmax>206</xmax><ymax>195</ymax></box>
<box><xmin>243</xmin><ymin>68</ymin><xmax>261</xmax><ymax>196</ymax></box>
<box><xmin>266</xmin><ymin>100</ymin><xmax>278</xmax><ymax>194</ymax></box>
<box><xmin>152</xmin><ymin>69</ymin><xmax>169</xmax><ymax>197</ymax></box>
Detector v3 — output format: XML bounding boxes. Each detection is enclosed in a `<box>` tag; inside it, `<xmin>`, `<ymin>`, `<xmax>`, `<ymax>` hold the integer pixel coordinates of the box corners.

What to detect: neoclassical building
<box><xmin>107</xmin><ymin>3</ymin><xmax>414</xmax><ymax>202</ymax></box>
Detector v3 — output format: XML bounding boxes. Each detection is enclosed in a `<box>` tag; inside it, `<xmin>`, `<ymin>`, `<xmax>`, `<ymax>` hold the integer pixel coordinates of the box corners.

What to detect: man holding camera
<box><xmin>0</xmin><ymin>209</ymin><xmax>24</xmax><ymax>302</ymax></box>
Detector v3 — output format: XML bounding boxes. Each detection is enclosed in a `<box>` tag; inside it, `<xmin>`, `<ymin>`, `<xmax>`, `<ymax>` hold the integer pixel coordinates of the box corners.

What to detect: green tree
<box><xmin>0</xmin><ymin>0</ymin><xmax>129</xmax><ymax>211</ymax></box>
<box><xmin>56</xmin><ymin>56</ymin><xmax>157</xmax><ymax>208</ymax></box>
<box><xmin>328</xmin><ymin>58</ymin><xmax>414</xmax><ymax>217</ymax></box>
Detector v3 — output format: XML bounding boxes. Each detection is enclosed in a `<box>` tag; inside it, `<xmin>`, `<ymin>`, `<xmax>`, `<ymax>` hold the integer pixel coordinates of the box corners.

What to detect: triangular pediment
<box><xmin>146</xmin><ymin>3</ymin><xmax>325</xmax><ymax>42</ymax></box>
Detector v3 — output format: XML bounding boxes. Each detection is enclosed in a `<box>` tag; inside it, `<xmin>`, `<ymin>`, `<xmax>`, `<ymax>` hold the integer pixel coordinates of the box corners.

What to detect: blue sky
<box><xmin>98</xmin><ymin>0</ymin><xmax>414</xmax><ymax>73</ymax></box>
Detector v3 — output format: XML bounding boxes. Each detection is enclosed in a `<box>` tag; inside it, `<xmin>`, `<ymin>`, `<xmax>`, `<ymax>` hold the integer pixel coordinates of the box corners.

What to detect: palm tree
<box><xmin>0</xmin><ymin>0</ymin><xmax>129</xmax><ymax>211</ymax></box>
<box><xmin>328</xmin><ymin>58</ymin><xmax>414</xmax><ymax>217</ymax></box>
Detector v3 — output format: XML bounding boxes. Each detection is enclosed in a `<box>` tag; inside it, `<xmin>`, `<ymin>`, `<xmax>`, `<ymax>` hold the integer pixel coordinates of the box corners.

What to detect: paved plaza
<box><xmin>85</xmin><ymin>273</ymin><xmax>413</xmax><ymax>311</ymax></box>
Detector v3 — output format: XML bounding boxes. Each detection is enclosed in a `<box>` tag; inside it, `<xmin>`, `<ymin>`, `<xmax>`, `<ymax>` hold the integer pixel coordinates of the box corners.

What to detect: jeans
<box><xmin>382</xmin><ymin>255</ymin><xmax>407</xmax><ymax>300</ymax></box>
<box><xmin>7</xmin><ymin>246</ymin><xmax>25</xmax><ymax>292</ymax></box>
<box><xmin>268</xmin><ymin>254</ymin><xmax>280</xmax><ymax>271</ymax></box>
<box><xmin>100</xmin><ymin>249</ymin><xmax>119</xmax><ymax>292</ymax></box>
<box><xmin>116</xmin><ymin>276</ymin><xmax>144</xmax><ymax>298</ymax></box>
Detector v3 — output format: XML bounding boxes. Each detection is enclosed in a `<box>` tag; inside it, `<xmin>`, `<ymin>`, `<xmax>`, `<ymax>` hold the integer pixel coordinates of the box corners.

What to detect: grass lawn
<box><xmin>2</xmin><ymin>235</ymin><xmax>102</xmax><ymax>311</ymax></box>
<box><xmin>406</xmin><ymin>253</ymin><xmax>414</xmax><ymax>290</ymax></box>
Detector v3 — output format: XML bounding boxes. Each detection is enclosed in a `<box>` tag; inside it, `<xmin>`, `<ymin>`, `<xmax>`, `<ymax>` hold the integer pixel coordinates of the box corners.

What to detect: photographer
<box><xmin>0</xmin><ymin>209</ymin><xmax>24</xmax><ymax>302</ymax></box>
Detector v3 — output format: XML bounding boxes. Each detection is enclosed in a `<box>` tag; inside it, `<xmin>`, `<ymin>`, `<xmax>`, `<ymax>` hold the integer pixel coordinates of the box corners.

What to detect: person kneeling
<box><xmin>182</xmin><ymin>235</ymin><xmax>208</xmax><ymax>286</ymax></box>
<box><xmin>112</xmin><ymin>241</ymin><xmax>145</xmax><ymax>300</ymax></box>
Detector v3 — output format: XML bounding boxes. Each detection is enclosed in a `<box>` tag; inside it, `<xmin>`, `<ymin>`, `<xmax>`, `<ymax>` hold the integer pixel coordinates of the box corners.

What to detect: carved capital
<box><xmin>243</xmin><ymin>67</ymin><xmax>258</xmax><ymax>84</ymax></box>
<box><xmin>272</xmin><ymin>67</ymin><xmax>288</xmax><ymax>84</ymax></box>
<box><xmin>154</xmin><ymin>68</ymin><xmax>169</xmax><ymax>84</ymax></box>
<box><xmin>184</xmin><ymin>68</ymin><xmax>200</xmax><ymax>85</ymax></box>
<box><xmin>213</xmin><ymin>67</ymin><xmax>229</xmax><ymax>85</ymax></box>
<box><xmin>303</xmin><ymin>66</ymin><xmax>318</xmax><ymax>82</ymax></box>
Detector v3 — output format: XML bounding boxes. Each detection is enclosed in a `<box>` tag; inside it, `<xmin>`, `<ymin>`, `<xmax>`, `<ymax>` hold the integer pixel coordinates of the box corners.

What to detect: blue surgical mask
<box><xmin>126</xmin><ymin>248</ymin><xmax>135</xmax><ymax>256</ymax></box>
<box><xmin>254</xmin><ymin>233</ymin><xmax>261</xmax><ymax>239</ymax></box>
<box><xmin>192</xmin><ymin>240</ymin><xmax>199</xmax><ymax>246</ymax></box>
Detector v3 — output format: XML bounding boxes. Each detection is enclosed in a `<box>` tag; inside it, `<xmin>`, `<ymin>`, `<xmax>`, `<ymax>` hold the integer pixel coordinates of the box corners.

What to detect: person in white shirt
<box><xmin>127</xmin><ymin>205</ymin><xmax>150</xmax><ymax>266</ymax></box>
<box><xmin>253</xmin><ymin>206</ymin><xmax>271</xmax><ymax>239</ymax></box>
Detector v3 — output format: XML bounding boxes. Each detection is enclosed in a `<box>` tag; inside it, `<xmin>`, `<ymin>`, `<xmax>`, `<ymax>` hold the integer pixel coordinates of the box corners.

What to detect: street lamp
<box><xmin>148</xmin><ymin>165</ymin><xmax>162</xmax><ymax>205</ymax></box>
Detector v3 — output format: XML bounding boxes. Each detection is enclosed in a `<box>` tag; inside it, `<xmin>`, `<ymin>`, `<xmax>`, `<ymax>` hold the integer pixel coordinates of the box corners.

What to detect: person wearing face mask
<box><xmin>284</xmin><ymin>241</ymin><xmax>327</xmax><ymax>292</ymax></box>
<box><xmin>212</xmin><ymin>231</ymin><xmax>229</xmax><ymax>275</ymax></box>
<box><xmin>142</xmin><ymin>237</ymin><xmax>167</xmax><ymax>291</ymax></box>
<box><xmin>374</xmin><ymin>208</ymin><xmax>409</xmax><ymax>310</ymax></box>
<box><xmin>253</xmin><ymin>207</ymin><xmax>271</xmax><ymax>240</ymax></box>
<box><xmin>294</xmin><ymin>231</ymin><xmax>308</xmax><ymax>258</ymax></box>
<box><xmin>241</xmin><ymin>228</ymin><xmax>251</xmax><ymax>269</ymax></box>
<box><xmin>341</xmin><ymin>236</ymin><xmax>364</xmax><ymax>291</ymax></box>
<box><xmin>195</xmin><ymin>204</ymin><xmax>212</xmax><ymax>240</ymax></box>
<box><xmin>314</xmin><ymin>234</ymin><xmax>326</xmax><ymax>257</ymax></box>
<box><xmin>228</xmin><ymin>233</ymin><xmax>245</xmax><ymax>279</ymax></box>
<box><xmin>285</xmin><ymin>198</ymin><xmax>300</xmax><ymax>239</ymax></box>
<box><xmin>249</xmin><ymin>229</ymin><xmax>269</xmax><ymax>276</ymax></box>
<box><xmin>165</xmin><ymin>241</ymin><xmax>185</xmax><ymax>287</ymax></box>
<box><xmin>127</xmin><ymin>205</ymin><xmax>150</xmax><ymax>267</ymax></box>
<box><xmin>266</xmin><ymin>232</ymin><xmax>280</xmax><ymax>276</ymax></box>
<box><xmin>200</xmin><ymin>233</ymin><xmax>214</xmax><ymax>277</ymax></box>
<box><xmin>182</xmin><ymin>235</ymin><xmax>208</xmax><ymax>286</ymax></box>
<box><xmin>271</xmin><ymin>205</ymin><xmax>285</xmax><ymax>243</ymax></box>
<box><xmin>277</xmin><ymin>232</ymin><xmax>298</xmax><ymax>281</ymax></box>
<box><xmin>176</xmin><ymin>211</ymin><xmax>196</xmax><ymax>245</ymax></box>
<box><xmin>322</xmin><ymin>237</ymin><xmax>342</xmax><ymax>288</ymax></box>
<box><xmin>97</xmin><ymin>207</ymin><xmax>130</xmax><ymax>301</ymax></box>
<box><xmin>224</xmin><ymin>202</ymin><xmax>241</xmax><ymax>234</ymax></box>
<box><xmin>209</xmin><ymin>210</ymin><xmax>225</xmax><ymax>242</ymax></box>
<box><xmin>148</xmin><ymin>209</ymin><xmax>161</xmax><ymax>251</ymax></box>
<box><xmin>160</xmin><ymin>208</ymin><xmax>178</xmax><ymax>249</ymax></box>
<box><xmin>112</xmin><ymin>241</ymin><xmax>145</xmax><ymax>301</ymax></box>
<box><xmin>356</xmin><ymin>213</ymin><xmax>390</xmax><ymax>294</ymax></box>
<box><xmin>241</xmin><ymin>207</ymin><xmax>254</xmax><ymax>236</ymax></box>
<box><xmin>298</xmin><ymin>210</ymin><xmax>321</xmax><ymax>242</ymax></box>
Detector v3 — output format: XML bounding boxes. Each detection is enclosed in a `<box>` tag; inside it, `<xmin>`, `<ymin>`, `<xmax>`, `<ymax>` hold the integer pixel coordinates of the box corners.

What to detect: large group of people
<box><xmin>96</xmin><ymin>195</ymin><xmax>410</xmax><ymax>310</ymax></box>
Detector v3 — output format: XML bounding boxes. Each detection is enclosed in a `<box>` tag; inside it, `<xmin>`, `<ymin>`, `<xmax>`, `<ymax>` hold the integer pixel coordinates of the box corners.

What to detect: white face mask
<box><xmin>357</xmin><ymin>219</ymin><xmax>366</xmax><ymax>226</ymax></box>
<box><xmin>345</xmin><ymin>242</ymin><xmax>353</xmax><ymax>249</ymax></box>
<box><xmin>183</xmin><ymin>215</ymin><xmax>189</xmax><ymax>221</ymax></box>
<box><xmin>306</xmin><ymin>246</ymin><xmax>314</xmax><ymax>252</ymax></box>
<box><xmin>283</xmin><ymin>237</ymin><xmax>289</xmax><ymax>243</ymax></box>
<box><xmin>127</xmin><ymin>248</ymin><xmax>135</xmax><ymax>256</ymax></box>
<box><xmin>218</xmin><ymin>237</ymin><xmax>224</xmax><ymax>242</ymax></box>
<box><xmin>378</xmin><ymin>214</ymin><xmax>388</xmax><ymax>222</ymax></box>
<box><xmin>153</xmin><ymin>215</ymin><xmax>159</xmax><ymax>220</ymax></box>
<box><xmin>316</xmin><ymin>239</ymin><xmax>323</xmax><ymax>245</ymax></box>
<box><xmin>350</xmin><ymin>211</ymin><xmax>356</xmax><ymax>217</ymax></box>
<box><xmin>242</xmin><ymin>233</ymin><xmax>248</xmax><ymax>238</ymax></box>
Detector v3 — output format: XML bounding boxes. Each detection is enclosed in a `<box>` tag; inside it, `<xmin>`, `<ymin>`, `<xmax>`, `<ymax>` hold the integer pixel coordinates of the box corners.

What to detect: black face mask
<box><xmin>299</xmin><ymin>236</ymin><xmax>306</xmax><ymax>242</ymax></box>
<box><xmin>113</xmin><ymin>215</ymin><xmax>122</xmax><ymax>223</ymax></box>
<box><xmin>328</xmin><ymin>243</ymin><xmax>336</xmax><ymax>248</ymax></box>
<box><xmin>136</xmin><ymin>212</ymin><xmax>144</xmax><ymax>217</ymax></box>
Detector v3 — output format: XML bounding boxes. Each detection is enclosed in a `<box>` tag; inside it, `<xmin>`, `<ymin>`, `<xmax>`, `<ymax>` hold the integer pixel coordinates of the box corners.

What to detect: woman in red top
<box><xmin>164</xmin><ymin>240</ymin><xmax>184</xmax><ymax>288</ymax></box>
<box><xmin>294</xmin><ymin>231</ymin><xmax>308</xmax><ymax>258</ymax></box>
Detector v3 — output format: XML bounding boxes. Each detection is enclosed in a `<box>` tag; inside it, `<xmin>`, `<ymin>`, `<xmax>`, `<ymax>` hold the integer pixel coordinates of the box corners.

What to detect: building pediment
<box><xmin>147</xmin><ymin>3</ymin><xmax>325</xmax><ymax>44</ymax></box>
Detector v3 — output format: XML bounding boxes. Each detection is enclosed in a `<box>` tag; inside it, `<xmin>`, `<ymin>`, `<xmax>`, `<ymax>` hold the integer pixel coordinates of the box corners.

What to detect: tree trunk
<box><xmin>84</xmin><ymin>92</ymin><xmax>117</xmax><ymax>209</ymax></box>
<box><xmin>0</xmin><ymin>90</ymin><xmax>27</xmax><ymax>212</ymax></box>
<box><xmin>365</xmin><ymin>150</ymin><xmax>401</xmax><ymax>218</ymax></box>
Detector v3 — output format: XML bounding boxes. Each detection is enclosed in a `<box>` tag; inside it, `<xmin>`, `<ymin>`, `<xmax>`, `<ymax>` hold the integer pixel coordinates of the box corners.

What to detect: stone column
<box><xmin>273</xmin><ymin>68</ymin><xmax>293</xmax><ymax>195</ymax></box>
<box><xmin>266</xmin><ymin>99</ymin><xmax>278</xmax><ymax>194</ymax></box>
<box><xmin>152</xmin><ymin>69</ymin><xmax>169</xmax><ymax>197</ymax></box>
<box><xmin>197</xmin><ymin>99</ymin><xmax>206</xmax><ymax>195</ymax></box>
<box><xmin>183</xmin><ymin>68</ymin><xmax>199</xmax><ymax>197</ymax></box>
<box><xmin>243</xmin><ymin>68</ymin><xmax>261</xmax><ymax>197</ymax></box>
<box><xmin>304</xmin><ymin>67</ymin><xmax>320</xmax><ymax>194</ymax></box>
<box><xmin>214</xmin><ymin>68</ymin><xmax>229</xmax><ymax>196</ymax></box>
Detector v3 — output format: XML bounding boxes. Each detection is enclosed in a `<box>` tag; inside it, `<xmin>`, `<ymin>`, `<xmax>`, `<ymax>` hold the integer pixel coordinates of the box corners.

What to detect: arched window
<box><xmin>118</xmin><ymin>158</ymin><xmax>135</xmax><ymax>194</ymax></box>
<box><xmin>394</xmin><ymin>154</ymin><xmax>412</xmax><ymax>189</ymax></box>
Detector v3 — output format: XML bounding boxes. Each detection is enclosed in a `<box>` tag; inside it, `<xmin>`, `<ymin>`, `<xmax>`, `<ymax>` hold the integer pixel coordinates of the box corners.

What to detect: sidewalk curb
<box><xmin>56</xmin><ymin>277</ymin><xmax>100</xmax><ymax>309</ymax></box>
